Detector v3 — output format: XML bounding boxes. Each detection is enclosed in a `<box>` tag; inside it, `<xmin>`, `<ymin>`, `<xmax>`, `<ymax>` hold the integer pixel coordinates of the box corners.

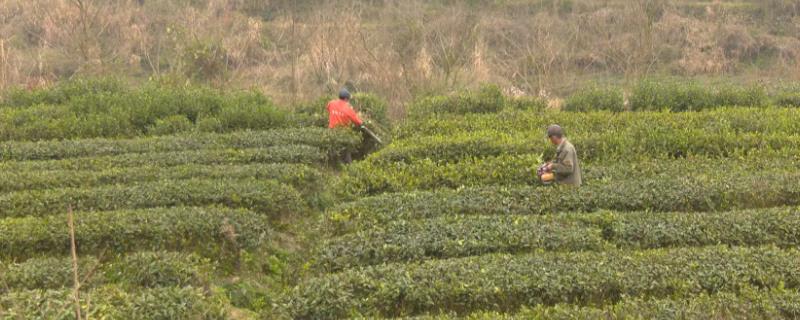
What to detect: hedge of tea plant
<box><xmin>0</xmin><ymin>178</ymin><xmax>306</xmax><ymax>219</ymax></box>
<box><xmin>289</xmin><ymin>246</ymin><xmax>800</xmax><ymax>318</ymax></box>
<box><xmin>0</xmin><ymin>163</ymin><xmax>324</xmax><ymax>194</ymax></box>
<box><xmin>393</xmin><ymin>107</ymin><xmax>800</xmax><ymax>140</ymax></box>
<box><xmin>0</xmin><ymin>206</ymin><xmax>270</xmax><ymax>260</ymax></box>
<box><xmin>413</xmin><ymin>288</ymin><xmax>800</xmax><ymax>319</ymax></box>
<box><xmin>325</xmin><ymin>169</ymin><xmax>800</xmax><ymax>235</ymax></box>
<box><xmin>0</xmin><ymin>146</ymin><xmax>326</xmax><ymax>175</ymax></box>
<box><xmin>628</xmin><ymin>79</ymin><xmax>768</xmax><ymax>111</ymax></box>
<box><xmin>338</xmin><ymin>153</ymin><xmax>800</xmax><ymax>196</ymax></box>
<box><xmin>319</xmin><ymin>206</ymin><xmax>800</xmax><ymax>270</ymax></box>
<box><xmin>563</xmin><ymin>86</ymin><xmax>625</xmax><ymax>112</ymax></box>
<box><xmin>0</xmin><ymin>127</ymin><xmax>360</xmax><ymax>162</ymax></box>
<box><xmin>316</xmin><ymin>214</ymin><xmax>606</xmax><ymax>271</ymax></box>
<box><xmin>1</xmin><ymin>251</ymin><xmax>209</xmax><ymax>292</ymax></box>
<box><xmin>0</xmin><ymin>78</ymin><xmax>296</xmax><ymax>141</ymax></box>
<box><xmin>372</xmin><ymin>121</ymin><xmax>800</xmax><ymax>165</ymax></box>
<box><xmin>0</xmin><ymin>285</ymin><xmax>227</xmax><ymax>319</ymax></box>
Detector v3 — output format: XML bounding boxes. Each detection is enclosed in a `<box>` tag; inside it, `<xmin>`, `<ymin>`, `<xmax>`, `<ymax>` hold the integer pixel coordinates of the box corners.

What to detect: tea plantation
<box><xmin>1</xmin><ymin>82</ymin><xmax>800</xmax><ymax>319</ymax></box>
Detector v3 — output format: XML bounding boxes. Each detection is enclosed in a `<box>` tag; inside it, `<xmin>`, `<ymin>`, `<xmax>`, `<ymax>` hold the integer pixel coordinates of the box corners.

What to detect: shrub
<box><xmin>0</xmin><ymin>178</ymin><xmax>307</xmax><ymax>219</ymax></box>
<box><xmin>0</xmin><ymin>79</ymin><xmax>295</xmax><ymax>141</ymax></box>
<box><xmin>370</xmin><ymin>108</ymin><xmax>800</xmax><ymax>165</ymax></box>
<box><xmin>291</xmin><ymin>96</ymin><xmax>331</xmax><ymax>127</ymax></box>
<box><xmin>713</xmin><ymin>83</ymin><xmax>768</xmax><ymax>107</ymax></box>
<box><xmin>0</xmin><ymin>146</ymin><xmax>327</xmax><ymax>172</ymax></box>
<box><xmin>629</xmin><ymin>79</ymin><xmax>714</xmax><ymax>111</ymax></box>
<box><xmin>2</xmin><ymin>77</ymin><xmax>127</xmax><ymax>108</ymax></box>
<box><xmin>0</xmin><ymin>206</ymin><xmax>271</xmax><ymax>260</ymax></box>
<box><xmin>0</xmin><ymin>285</ymin><xmax>227</xmax><ymax>319</ymax></box>
<box><xmin>563</xmin><ymin>86</ymin><xmax>625</xmax><ymax>112</ymax></box>
<box><xmin>505</xmin><ymin>95</ymin><xmax>549</xmax><ymax>112</ymax></box>
<box><xmin>351</xmin><ymin>93</ymin><xmax>390</xmax><ymax>128</ymax></box>
<box><xmin>0</xmin><ymin>127</ymin><xmax>361</xmax><ymax>161</ymax></box>
<box><xmin>0</xmin><ymin>163</ymin><xmax>323</xmax><ymax>194</ymax></box>
<box><xmin>324</xmin><ymin>169</ymin><xmax>800</xmax><ymax>235</ymax></box>
<box><xmin>1</xmin><ymin>252</ymin><xmax>209</xmax><ymax>291</ymax></box>
<box><xmin>773</xmin><ymin>83</ymin><xmax>800</xmax><ymax>107</ymax></box>
<box><xmin>319</xmin><ymin>206</ymin><xmax>800</xmax><ymax>270</ymax></box>
<box><xmin>420</xmin><ymin>288</ymin><xmax>800</xmax><ymax>319</ymax></box>
<box><xmin>317</xmin><ymin>214</ymin><xmax>606</xmax><ymax>271</ymax></box>
<box><xmin>147</xmin><ymin>115</ymin><xmax>194</xmax><ymax>135</ymax></box>
<box><xmin>289</xmin><ymin>246</ymin><xmax>800</xmax><ymax>318</ymax></box>
<box><xmin>407</xmin><ymin>84</ymin><xmax>506</xmax><ymax>117</ymax></box>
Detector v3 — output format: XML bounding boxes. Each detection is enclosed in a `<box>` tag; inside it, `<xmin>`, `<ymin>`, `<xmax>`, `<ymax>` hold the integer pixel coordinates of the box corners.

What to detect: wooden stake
<box><xmin>68</xmin><ymin>205</ymin><xmax>82</xmax><ymax>320</ymax></box>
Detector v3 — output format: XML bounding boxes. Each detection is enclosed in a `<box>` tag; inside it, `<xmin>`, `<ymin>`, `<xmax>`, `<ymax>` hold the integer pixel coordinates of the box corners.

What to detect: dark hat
<box><xmin>339</xmin><ymin>88</ymin><xmax>351</xmax><ymax>100</ymax></box>
<box><xmin>546</xmin><ymin>124</ymin><xmax>564</xmax><ymax>138</ymax></box>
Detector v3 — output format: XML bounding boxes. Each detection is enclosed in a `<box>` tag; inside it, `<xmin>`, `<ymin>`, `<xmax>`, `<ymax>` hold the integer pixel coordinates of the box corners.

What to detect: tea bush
<box><xmin>0</xmin><ymin>80</ymin><xmax>295</xmax><ymax>141</ymax></box>
<box><xmin>0</xmin><ymin>206</ymin><xmax>271</xmax><ymax>260</ymax></box>
<box><xmin>2</xmin><ymin>77</ymin><xmax>127</xmax><ymax>108</ymax></box>
<box><xmin>0</xmin><ymin>285</ymin><xmax>227</xmax><ymax>319</ymax></box>
<box><xmin>317</xmin><ymin>215</ymin><xmax>606</xmax><ymax>271</ymax></box>
<box><xmin>147</xmin><ymin>115</ymin><xmax>194</xmax><ymax>135</ymax></box>
<box><xmin>629</xmin><ymin>79</ymin><xmax>768</xmax><ymax>111</ymax></box>
<box><xmin>0</xmin><ymin>178</ymin><xmax>307</xmax><ymax>219</ymax></box>
<box><xmin>325</xmin><ymin>169</ymin><xmax>800</xmax><ymax>235</ymax></box>
<box><xmin>1</xmin><ymin>252</ymin><xmax>208</xmax><ymax>291</ymax></box>
<box><xmin>407</xmin><ymin>84</ymin><xmax>506</xmax><ymax>117</ymax></box>
<box><xmin>289</xmin><ymin>246</ymin><xmax>800</xmax><ymax>318</ymax></box>
<box><xmin>394</xmin><ymin>107</ymin><xmax>800</xmax><ymax>139</ymax></box>
<box><xmin>563</xmin><ymin>86</ymin><xmax>625</xmax><ymax>112</ymax></box>
<box><xmin>0</xmin><ymin>163</ymin><xmax>323</xmax><ymax>194</ymax></box>
<box><xmin>0</xmin><ymin>146</ymin><xmax>326</xmax><ymax>172</ymax></box>
<box><xmin>419</xmin><ymin>288</ymin><xmax>800</xmax><ymax>319</ymax></box>
<box><xmin>379</xmin><ymin>109</ymin><xmax>800</xmax><ymax>165</ymax></box>
<box><xmin>0</xmin><ymin>127</ymin><xmax>360</xmax><ymax>161</ymax></box>
<box><xmin>320</xmin><ymin>206</ymin><xmax>800</xmax><ymax>270</ymax></box>
<box><xmin>774</xmin><ymin>83</ymin><xmax>800</xmax><ymax>107</ymax></box>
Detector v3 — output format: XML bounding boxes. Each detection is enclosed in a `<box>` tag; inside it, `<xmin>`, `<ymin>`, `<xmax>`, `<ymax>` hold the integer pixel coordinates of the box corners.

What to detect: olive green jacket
<box><xmin>551</xmin><ymin>139</ymin><xmax>582</xmax><ymax>186</ymax></box>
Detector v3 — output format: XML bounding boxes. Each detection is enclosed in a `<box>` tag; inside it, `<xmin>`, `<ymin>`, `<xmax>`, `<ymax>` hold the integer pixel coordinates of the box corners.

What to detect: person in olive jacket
<box><xmin>542</xmin><ymin>124</ymin><xmax>582</xmax><ymax>186</ymax></box>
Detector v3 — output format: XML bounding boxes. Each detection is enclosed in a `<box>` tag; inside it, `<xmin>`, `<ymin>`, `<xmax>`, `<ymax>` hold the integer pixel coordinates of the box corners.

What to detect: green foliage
<box><xmin>0</xmin><ymin>206</ymin><xmax>271</xmax><ymax>260</ymax></box>
<box><xmin>505</xmin><ymin>95</ymin><xmax>548</xmax><ymax>112</ymax></box>
<box><xmin>339</xmin><ymin>151</ymin><xmax>800</xmax><ymax>196</ymax></box>
<box><xmin>420</xmin><ymin>288</ymin><xmax>800</xmax><ymax>319</ymax></box>
<box><xmin>774</xmin><ymin>83</ymin><xmax>800</xmax><ymax>107</ymax></box>
<box><xmin>0</xmin><ymin>127</ymin><xmax>361</xmax><ymax>161</ymax></box>
<box><xmin>0</xmin><ymin>163</ymin><xmax>323</xmax><ymax>194</ymax></box>
<box><xmin>2</xmin><ymin>77</ymin><xmax>127</xmax><ymax>107</ymax></box>
<box><xmin>291</xmin><ymin>96</ymin><xmax>331</xmax><ymax>127</ymax></box>
<box><xmin>374</xmin><ymin>108</ymin><xmax>800</xmax><ymax>166</ymax></box>
<box><xmin>319</xmin><ymin>206</ymin><xmax>800</xmax><ymax>270</ymax></box>
<box><xmin>351</xmin><ymin>93</ymin><xmax>390</xmax><ymax>128</ymax></box>
<box><xmin>289</xmin><ymin>246</ymin><xmax>800</xmax><ymax>318</ymax></box>
<box><xmin>714</xmin><ymin>83</ymin><xmax>768</xmax><ymax>107</ymax></box>
<box><xmin>1</xmin><ymin>252</ymin><xmax>208</xmax><ymax>291</ymax></box>
<box><xmin>0</xmin><ymin>80</ymin><xmax>293</xmax><ymax>141</ymax></box>
<box><xmin>324</xmin><ymin>169</ymin><xmax>800</xmax><ymax>236</ymax></box>
<box><xmin>0</xmin><ymin>285</ymin><xmax>227</xmax><ymax>319</ymax></box>
<box><xmin>629</xmin><ymin>79</ymin><xmax>768</xmax><ymax>111</ymax></box>
<box><xmin>147</xmin><ymin>115</ymin><xmax>194</xmax><ymax>135</ymax></box>
<box><xmin>563</xmin><ymin>86</ymin><xmax>625</xmax><ymax>112</ymax></box>
<box><xmin>0</xmin><ymin>146</ymin><xmax>326</xmax><ymax>172</ymax></box>
<box><xmin>629</xmin><ymin>79</ymin><xmax>715</xmax><ymax>111</ymax></box>
<box><xmin>407</xmin><ymin>84</ymin><xmax>506</xmax><ymax>117</ymax></box>
<box><xmin>0</xmin><ymin>178</ymin><xmax>307</xmax><ymax>219</ymax></box>
<box><xmin>317</xmin><ymin>214</ymin><xmax>605</xmax><ymax>271</ymax></box>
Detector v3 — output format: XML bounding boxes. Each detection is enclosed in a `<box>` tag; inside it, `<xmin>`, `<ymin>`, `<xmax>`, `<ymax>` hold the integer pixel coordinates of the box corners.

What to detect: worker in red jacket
<box><xmin>327</xmin><ymin>89</ymin><xmax>363</xmax><ymax>163</ymax></box>
<box><xmin>327</xmin><ymin>89</ymin><xmax>363</xmax><ymax>129</ymax></box>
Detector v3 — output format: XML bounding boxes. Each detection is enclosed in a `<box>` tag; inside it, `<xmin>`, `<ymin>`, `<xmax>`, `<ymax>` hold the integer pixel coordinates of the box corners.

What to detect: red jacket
<box><xmin>326</xmin><ymin>99</ymin><xmax>363</xmax><ymax>128</ymax></box>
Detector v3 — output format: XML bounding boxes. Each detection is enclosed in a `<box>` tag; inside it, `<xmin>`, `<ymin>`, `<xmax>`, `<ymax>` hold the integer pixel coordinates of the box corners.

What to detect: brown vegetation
<box><xmin>1</xmin><ymin>0</ymin><xmax>798</xmax><ymax>114</ymax></box>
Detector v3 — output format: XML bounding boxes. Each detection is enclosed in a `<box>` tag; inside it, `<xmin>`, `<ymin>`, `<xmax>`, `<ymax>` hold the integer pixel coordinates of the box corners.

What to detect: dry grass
<box><xmin>1</xmin><ymin>0</ymin><xmax>798</xmax><ymax>114</ymax></box>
